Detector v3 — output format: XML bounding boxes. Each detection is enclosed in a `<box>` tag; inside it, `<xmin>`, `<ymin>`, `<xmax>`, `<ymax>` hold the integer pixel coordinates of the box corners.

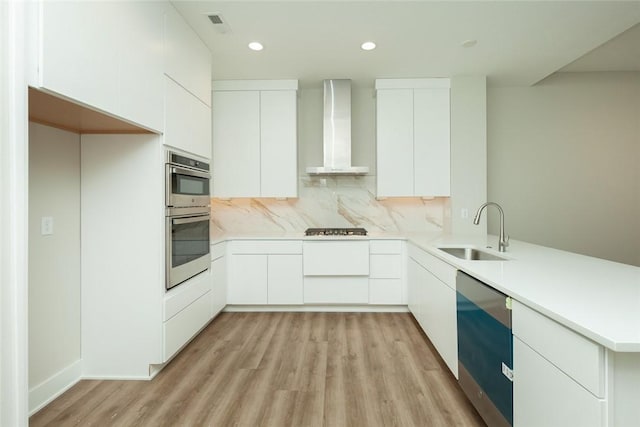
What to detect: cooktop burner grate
<box><xmin>305</xmin><ymin>227</ymin><xmax>367</xmax><ymax>236</ymax></box>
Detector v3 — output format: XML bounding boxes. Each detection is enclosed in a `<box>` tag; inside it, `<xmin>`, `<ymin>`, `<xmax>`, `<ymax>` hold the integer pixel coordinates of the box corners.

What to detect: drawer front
<box><xmin>370</xmin><ymin>254</ymin><xmax>402</xmax><ymax>278</ymax></box>
<box><xmin>370</xmin><ymin>240</ymin><xmax>402</xmax><ymax>254</ymax></box>
<box><xmin>514</xmin><ymin>337</ymin><xmax>606</xmax><ymax>427</ymax></box>
<box><xmin>303</xmin><ymin>241</ymin><xmax>369</xmax><ymax>276</ymax></box>
<box><xmin>164</xmin><ymin>270</ymin><xmax>211</xmax><ymax>321</ymax></box>
<box><xmin>303</xmin><ymin>277</ymin><xmax>369</xmax><ymax>304</ymax></box>
<box><xmin>163</xmin><ymin>290</ymin><xmax>212</xmax><ymax>361</ymax></box>
<box><xmin>369</xmin><ymin>279</ymin><xmax>402</xmax><ymax>305</ymax></box>
<box><xmin>512</xmin><ymin>300</ymin><xmax>605</xmax><ymax>397</ymax></box>
<box><xmin>229</xmin><ymin>240</ymin><xmax>302</xmax><ymax>255</ymax></box>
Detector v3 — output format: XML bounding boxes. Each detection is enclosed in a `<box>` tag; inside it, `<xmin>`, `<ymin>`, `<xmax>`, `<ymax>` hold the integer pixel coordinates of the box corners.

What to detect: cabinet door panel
<box><xmin>228</xmin><ymin>255</ymin><xmax>267</xmax><ymax>304</ymax></box>
<box><xmin>118</xmin><ymin>1</ymin><xmax>164</xmax><ymax>132</ymax></box>
<box><xmin>414</xmin><ymin>88</ymin><xmax>451</xmax><ymax>196</ymax></box>
<box><xmin>211</xmin><ymin>256</ymin><xmax>227</xmax><ymax>316</ymax></box>
<box><xmin>165</xmin><ymin>77</ymin><xmax>211</xmax><ymax>159</ymax></box>
<box><xmin>376</xmin><ymin>89</ymin><xmax>414</xmax><ymax>197</ymax></box>
<box><xmin>41</xmin><ymin>1</ymin><xmax>119</xmax><ymax>113</ymax></box>
<box><xmin>164</xmin><ymin>4</ymin><xmax>211</xmax><ymax>105</ymax></box>
<box><xmin>514</xmin><ymin>337</ymin><xmax>605</xmax><ymax>427</ymax></box>
<box><xmin>268</xmin><ymin>255</ymin><xmax>303</xmax><ymax>305</ymax></box>
<box><xmin>423</xmin><ymin>269</ymin><xmax>458</xmax><ymax>377</ymax></box>
<box><xmin>260</xmin><ymin>91</ymin><xmax>298</xmax><ymax>197</ymax></box>
<box><xmin>369</xmin><ymin>279</ymin><xmax>402</xmax><ymax>305</ymax></box>
<box><xmin>212</xmin><ymin>91</ymin><xmax>260</xmax><ymax>197</ymax></box>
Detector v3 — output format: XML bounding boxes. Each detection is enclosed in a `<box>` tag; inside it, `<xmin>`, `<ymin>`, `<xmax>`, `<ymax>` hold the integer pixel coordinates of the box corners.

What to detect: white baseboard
<box><xmin>29</xmin><ymin>359</ymin><xmax>82</xmax><ymax>416</ymax></box>
<box><xmin>224</xmin><ymin>304</ymin><xmax>409</xmax><ymax>313</ymax></box>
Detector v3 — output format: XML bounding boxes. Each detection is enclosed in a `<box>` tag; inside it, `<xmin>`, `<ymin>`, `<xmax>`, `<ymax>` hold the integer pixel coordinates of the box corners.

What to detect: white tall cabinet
<box><xmin>212</xmin><ymin>80</ymin><xmax>298</xmax><ymax>198</ymax></box>
<box><xmin>375</xmin><ymin>79</ymin><xmax>451</xmax><ymax>197</ymax></box>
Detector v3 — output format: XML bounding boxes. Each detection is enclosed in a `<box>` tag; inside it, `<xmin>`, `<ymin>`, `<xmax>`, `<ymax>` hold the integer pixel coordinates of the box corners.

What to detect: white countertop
<box><xmin>212</xmin><ymin>231</ymin><xmax>640</xmax><ymax>352</ymax></box>
<box><xmin>409</xmin><ymin>233</ymin><xmax>640</xmax><ymax>353</ymax></box>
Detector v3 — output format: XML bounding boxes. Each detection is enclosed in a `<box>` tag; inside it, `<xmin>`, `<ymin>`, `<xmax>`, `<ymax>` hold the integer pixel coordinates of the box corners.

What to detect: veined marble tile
<box><xmin>211</xmin><ymin>176</ymin><xmax>448</xmax><ymax>236</ymax></box>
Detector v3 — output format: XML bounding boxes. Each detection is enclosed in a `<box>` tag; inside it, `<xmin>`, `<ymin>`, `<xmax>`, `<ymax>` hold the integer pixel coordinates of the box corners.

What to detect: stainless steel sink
<box><xmin>438</xmin><ymin>247</ymin><xmax>508</xmax><ymax>261</ymax></box>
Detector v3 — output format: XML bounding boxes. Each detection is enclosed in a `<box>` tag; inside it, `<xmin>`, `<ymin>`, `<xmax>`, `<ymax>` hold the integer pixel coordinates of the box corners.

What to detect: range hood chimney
<box><xmin>306</xmin><ymin>79</ymin><xmax>369</xmax><ymax>175</ymax></box>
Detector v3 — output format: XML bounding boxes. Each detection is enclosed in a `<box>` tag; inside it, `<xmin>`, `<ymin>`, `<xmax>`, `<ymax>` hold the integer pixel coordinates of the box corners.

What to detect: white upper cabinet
<box><xmin>34</xmin><ymin>1</ymin><xmax>165</xmax><ymax>132</ymax></box>
<box><xmin>376</xmin><ymin>79</ymin><xmax>451</xmax><ymax>197</ymax></box>
<box><xmin>212</xmin><ymin>90</ymin><xmax>261</xmax><ymax>197</ymax></box>
<box><xmin>164</xmin><ymin>77</ymin><xmax>212</xmax><ymax>159</ymax></box>
<box><xmin>212</xmin><ymin>80</ymin><xmax>298</xmax><ymax>198</ymax></box>
<box><xmin>163</xmin><ymin>4</ymin><xmax>212</xmax><ymax>106</ymax></box>
<box><xmin>260</xmin><ymin>90</ymin><xmax>298</xmax><ymax>198</ymax></box>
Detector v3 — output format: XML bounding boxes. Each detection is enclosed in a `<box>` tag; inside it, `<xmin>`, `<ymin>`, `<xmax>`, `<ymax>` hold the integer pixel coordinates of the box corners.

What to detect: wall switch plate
<box><xmin>460</xmin><ymin>208</ymin><xmax>469</xmax><ymax>219</ymax></box>
<box><xmin>41</xmin><ymin>216</ymin><xmax>53</xmax><ymax>235</ymax></box>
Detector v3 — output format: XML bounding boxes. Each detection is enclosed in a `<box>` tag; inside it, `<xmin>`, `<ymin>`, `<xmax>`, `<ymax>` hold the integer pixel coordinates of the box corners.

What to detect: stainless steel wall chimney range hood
<box><xmin>306</xmin><ymin>79</ymin><xmax>369</xmax><ymax>175</ymax></box>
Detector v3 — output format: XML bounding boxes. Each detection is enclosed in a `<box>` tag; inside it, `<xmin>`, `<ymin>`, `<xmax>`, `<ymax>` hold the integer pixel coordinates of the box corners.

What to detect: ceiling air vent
<box><xmin>208</xmin><ymin>14</ymin><xmax>230</xmax><ymax>33</ymax></box>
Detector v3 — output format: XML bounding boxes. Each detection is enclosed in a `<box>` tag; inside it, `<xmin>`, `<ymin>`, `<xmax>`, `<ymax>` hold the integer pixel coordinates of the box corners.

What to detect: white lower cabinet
<box><xmin>227</xmin><ymin>241</ymin><xmax>303</xmax><ymax>305</ymax></box>
<box><xmin>512</xmin><ymin>300</ymin><xmax>608</xmax><ymax>427</ymax></box>
<box><xmin>268</xmin><ymin>254</ymin><xmax>303</xmax><ymax>305</ymax></box>
<box><xmin>163</xmin><ymin>289</ymin><xmax>212</xmax><ymax>361</ymax></box>
<box><xmin>513</xmin><ymin>337</ymin><xmax>606</xmax><ymax>427</ymax></box>
<box><xmin>303</xmin><ymin>241</ymin><xmax>370</xmax><ymax>304</ymax></box>
<box><xmin>210</xmin><ymin>242</ymin><xmax>227</xmax><ymax>316</ymax></box>
<box><xmin>229</xmin><ymin>254</ymin><xmax>268</xmax><ymax>304</ymax></box>
<box><xmin>407</xmin><ymin>243</ymin><xmax>458</xmax><ymax>378</ymax></box>
<box><xmin>162</xmin><ymin>270</ymin><xmax>212</xmax><ymax>361</ymax></box>
<box><xmin>369</xmin><ymin>240</ymin><xmax>405</xmax><ymax>305</ymax></box>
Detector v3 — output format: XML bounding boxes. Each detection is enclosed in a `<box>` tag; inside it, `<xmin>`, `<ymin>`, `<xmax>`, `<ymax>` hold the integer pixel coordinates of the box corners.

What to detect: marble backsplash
<box><xmin>211</xmin><ymin>176</ymin><xmax>450</xmax><ymax>237</ymax></box>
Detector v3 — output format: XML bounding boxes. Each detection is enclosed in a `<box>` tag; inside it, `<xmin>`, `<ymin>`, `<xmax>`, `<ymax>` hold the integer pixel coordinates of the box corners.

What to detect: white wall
<box><xmin>28</xmin><ymin>122</ymin><xmax>82</xmax><ymax>412</ymax></box>
<box><xmin>450</xmin><ymin>75</ymin><xmax>488</xmax><ymax>235</ymax></box>
<box><xmin>487</xmin><ymin>72</ymin><xmax>640</xmax><ymax>266</ymax></box>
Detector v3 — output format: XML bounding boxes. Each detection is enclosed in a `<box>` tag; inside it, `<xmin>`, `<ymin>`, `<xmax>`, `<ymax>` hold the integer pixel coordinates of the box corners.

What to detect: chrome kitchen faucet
<box><xmin>473</xmin><ymin>202</ymin><xmax>509</xmax><ymax>252</ymax></box>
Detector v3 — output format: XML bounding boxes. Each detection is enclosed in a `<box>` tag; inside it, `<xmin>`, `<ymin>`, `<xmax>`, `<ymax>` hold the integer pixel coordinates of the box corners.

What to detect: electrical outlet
<box><xmin>41</xmin><ymin>216</ymin><xmax>54</xmax><ymax>235</ymax></box>
<box><xmin>461</xmin><ymin>208</ymin><xmax>469</xmax><ymax>219</ymax></box>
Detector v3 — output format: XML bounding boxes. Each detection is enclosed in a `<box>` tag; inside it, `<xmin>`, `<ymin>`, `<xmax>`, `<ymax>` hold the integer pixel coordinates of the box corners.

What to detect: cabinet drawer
<box><xmin>514</xmin><ymin>337</ymin><xmax>606</xmax><ymax>427</ymax></box>
<box><xmin>164</xmin><ymin>270</ymin><xmax>211</xmax><ymax>321</ymax></box>
<box><xmin>303</xmin><ymin>241</ymin><xmax>369</xmax><ymax>276</ymax></box>
<box><xmin>370</xmin><ymin>254</ymin><xmax>402</xmax><ymax>278</ymax></box>
<box><xmin>163</xmin><ymin>290</ymin><xmax>211</xmax><ymax>361</ymax></box>
<box><xmin>229</xmin><ymin>240</ymin><xmax>302</xmax><ymax>255</ymax></box>
<box><xmin>370</xmin><ymin>240</ymin><xmax>402</xmax><ymax>254</ymax></box>
<box><xmin>512</xmin><ymin>300</ymin><xmax>605</xmax><ymax>397</ymax></box>
<box><xmin>369</xmin><ymin>279</ymin><xmax>402</xmax><ymax>305</ymax></box>
<box><xmin>303</xmin><ymin>277</ymin><xmax>368</xmax><ymax>304</ymax></box>
<box><xmin>407</xmin><ymin>243</ymin><xmax>456</xmax><ymax>289</ymax></box>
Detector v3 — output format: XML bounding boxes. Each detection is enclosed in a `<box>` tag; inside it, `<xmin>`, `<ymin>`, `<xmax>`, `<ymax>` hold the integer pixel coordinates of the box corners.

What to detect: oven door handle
<box><xmin>170</xmin><ymin>166</ymin><xmax>210</xmax><ymax>180</ymax></box>
<box><xmin>171</xmin><ymin>215</ymin><xmax>210</xmax><ymax>225</ymax></box>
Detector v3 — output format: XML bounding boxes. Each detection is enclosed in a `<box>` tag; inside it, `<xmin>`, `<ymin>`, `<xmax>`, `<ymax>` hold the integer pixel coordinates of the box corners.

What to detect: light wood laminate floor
<box><xmin>30</xmin><ymin>312</ymin><xmax>485</xmax><ymax>427</ymax></box>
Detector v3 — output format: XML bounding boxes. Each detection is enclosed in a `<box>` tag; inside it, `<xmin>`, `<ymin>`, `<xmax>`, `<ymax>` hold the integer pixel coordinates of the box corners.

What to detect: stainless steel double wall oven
<box><xmin>165</xmin><ymin>150</ymin><xmax>211</xmax><ymax>290</ymax></box>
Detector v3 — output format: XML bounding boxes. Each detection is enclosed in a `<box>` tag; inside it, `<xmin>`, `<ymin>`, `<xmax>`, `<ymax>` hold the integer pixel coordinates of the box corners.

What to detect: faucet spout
<box><xmin>473</xmin><ymin>202</ymin><xmax>509</xmax><ymax>252</ymax></box>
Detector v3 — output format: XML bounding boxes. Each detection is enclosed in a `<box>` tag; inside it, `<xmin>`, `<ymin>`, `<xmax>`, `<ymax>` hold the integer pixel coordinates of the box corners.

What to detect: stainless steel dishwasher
<box><xmin>456</xmin><ymin>271</ymin><xmax>513</xmax><ymax>427</ymax></box>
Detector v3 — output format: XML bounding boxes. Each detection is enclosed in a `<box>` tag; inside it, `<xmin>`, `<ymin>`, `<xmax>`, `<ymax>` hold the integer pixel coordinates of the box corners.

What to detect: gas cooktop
<box><xmin>304</xmin><ymin>227</ymin><xmax>367</xmax><ymax>236</ymax></box>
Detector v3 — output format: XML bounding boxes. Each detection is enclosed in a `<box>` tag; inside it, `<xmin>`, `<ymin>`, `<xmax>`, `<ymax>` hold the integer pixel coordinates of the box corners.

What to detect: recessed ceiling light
<box><xmin>361</xmin><ymin>41</ymin><xmax>376</xmax><ymax>51</ymax></box>
<box><xmin>461</xmin><ymin>39</ymin><xmax>478</xmax><ymax>48</ymax></box>
<box><xmin>248</xmin><ymin>42</ymin><xmax>264</xmax><ymax>51</ymax></box>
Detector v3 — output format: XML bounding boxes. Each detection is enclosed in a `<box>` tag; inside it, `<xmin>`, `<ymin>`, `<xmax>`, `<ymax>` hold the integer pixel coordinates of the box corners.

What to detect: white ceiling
<box><xmin>172</xmin><ymin>1</ymin><xmax>640</xmax><ymax>88</ymax></box>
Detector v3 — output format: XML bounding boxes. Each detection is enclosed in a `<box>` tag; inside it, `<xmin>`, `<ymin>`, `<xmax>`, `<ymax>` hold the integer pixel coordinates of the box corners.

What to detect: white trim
<box><xmin>224</xmin><ymin>305</ymin><xmax>409</xmax><ymax>313</ymax></box>
<box><xmin>212</xmin><ymin>79</ymin><xmax>298</xmax><ymax>92</ymax></box>
<box><xmin>1</xmin><ymin>1</ymin><xmax>30</xmax><ymax>425</ymax></box>
<box><xmin>28</xmin><ymin>360</ymin><xmax>82</xmax><ymax>416</ymax></box>
<box><xmin>375</xmin><ymin>78</ymin><xmax>451</xmax><ymax>90</ymax></box>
